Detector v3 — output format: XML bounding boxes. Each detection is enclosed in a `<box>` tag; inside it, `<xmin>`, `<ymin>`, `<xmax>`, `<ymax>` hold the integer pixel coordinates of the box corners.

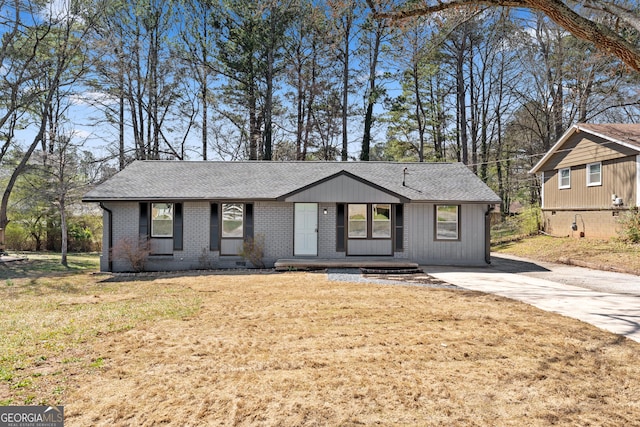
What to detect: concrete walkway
<box><xmin>423</xmin><ymin>253</ymin><xmax>640</xmax><ymax>343</ymax></box>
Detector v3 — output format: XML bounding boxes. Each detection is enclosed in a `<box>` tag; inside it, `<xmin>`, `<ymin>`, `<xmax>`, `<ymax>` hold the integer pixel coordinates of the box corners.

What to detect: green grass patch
<box><xmin>0</xmin><ymin>257</ymin><xmax>201</xmax><ymax>404</ymax></box>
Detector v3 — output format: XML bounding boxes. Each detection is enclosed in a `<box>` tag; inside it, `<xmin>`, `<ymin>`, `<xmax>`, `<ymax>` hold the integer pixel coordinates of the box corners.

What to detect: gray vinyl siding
<box><xmin>284</xmin><ymin>174</ymin><xmax>401</xmax><ymax>203</ymax></box>
<box><xmin>405</xmin><ymin>203</ymin><xmax>488</xmax><ymax>266</ymax></box>
<box><xmin>348</xmin><ymin>239</ymin><xmax>393</xmax><ymax>256</ymax></box>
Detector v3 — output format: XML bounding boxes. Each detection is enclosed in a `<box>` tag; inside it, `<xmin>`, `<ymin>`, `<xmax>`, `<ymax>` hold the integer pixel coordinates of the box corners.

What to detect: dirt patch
<box><xmin>61</xmin><ymin>272</ymin><xmax>640</xmax><ymax>426</ymax></box>
<box><xmin>58</xmin><ymin>294</ymin><xmax>139</xmax><ymax>305</ymax></box>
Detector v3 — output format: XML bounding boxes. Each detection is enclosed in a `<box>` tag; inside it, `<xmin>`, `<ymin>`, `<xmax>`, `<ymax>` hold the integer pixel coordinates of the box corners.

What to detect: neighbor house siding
<box><xmin>541</xmin><ymin>132</ymin><xmax>637</xmax><ymax>171</ymax></box>
<box><xmin>542</xmin><ymin>156</ymin><xmax>637</xmax><ymax>209</ymax></box>
<box><xmin>405</xmin><ymin>203</ymin><xmax>487</xmax><ymax>266</ymax></box>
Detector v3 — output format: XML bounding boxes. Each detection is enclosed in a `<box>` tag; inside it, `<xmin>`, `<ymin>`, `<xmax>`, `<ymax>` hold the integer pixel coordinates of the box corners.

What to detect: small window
<box><xmin>151</xmin><ymin>203</ymin><xmax>173</xmax><ymax>237</ymax></box>
<box><xmin>587</xmin><ymin>162</ymin><xmax>601</xmax><ymax>186</ymax></box>
<box><xmin>348</xmin><ymin>204</ymin><xmax>367</xmax><ymax>238</ymax></box>
<box><xmin>436</xmin><ymin>205</ymin><xmax>459</xmax><ymax>240</ymax></box>
<box><xmin>558</xmin><ymin>168</ymin><xmax>570</xmax><ymax>189</ymax></box>
<box><xmin>372</xmin><ymin>204</ymin><xmax>391</xmax><ymax>238</ymax></box>
<box><xmin>222</xmin><ymin>203</ymin><xmax>243</xmax><ymax>238</ymax></box>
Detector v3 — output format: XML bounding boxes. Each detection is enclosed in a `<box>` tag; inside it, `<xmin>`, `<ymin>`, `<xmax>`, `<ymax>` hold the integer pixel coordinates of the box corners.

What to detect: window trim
<box><xmin>435</xmin><ymin>205</ymin><xmax>461</xmax><ymax>241</ymax></box>
<box><xmin>586</xmin><ymin>162</ymin><xmax>602</xmax><ymax>187</ymax></box>
<box><xmin>558</xmin><ymin>167</ymin><xmax>571</xmax><ymax>189</ymax></box>
<box><xmin>151</xmin><ymin>202</ymin><xmax>174</xmax><ymax>238</ymax></box>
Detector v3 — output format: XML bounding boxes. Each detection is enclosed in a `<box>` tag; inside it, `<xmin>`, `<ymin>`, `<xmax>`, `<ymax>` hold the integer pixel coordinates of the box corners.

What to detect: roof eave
<box><xmin>529</xmin><ymin>125</ymin><xmax>578</xmax><ymax>174</ymax></box>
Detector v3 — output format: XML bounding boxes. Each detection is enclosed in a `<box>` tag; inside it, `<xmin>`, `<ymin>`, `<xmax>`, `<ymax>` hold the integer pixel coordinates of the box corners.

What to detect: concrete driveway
<box><xmin>423</xmin><ymin>253</ymin><xmax>640</xmax><ymax>343</ymax></box>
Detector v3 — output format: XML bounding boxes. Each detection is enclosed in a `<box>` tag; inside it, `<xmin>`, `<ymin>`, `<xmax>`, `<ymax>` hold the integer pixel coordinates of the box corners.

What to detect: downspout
<box><xmin>99</xmin><ymin>202</ymin><xmax>113</xmax><ymax>272</ymax></box>
<box><xmin>485</xmin><ymin>204</ymin><xmax>494</xmax><ymax>264</ymax></box>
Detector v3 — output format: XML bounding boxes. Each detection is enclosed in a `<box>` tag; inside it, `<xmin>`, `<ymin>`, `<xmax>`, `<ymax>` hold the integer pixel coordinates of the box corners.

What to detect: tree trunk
<box><xmin>361</xmin><ymin>20</ymin><xmax>383</xmax><ymax>161</ymax></box>
<box><xmin>456</xmin><ymin>37</ymin><xmax>468</xmax><ymax>165</ymax></box>
<box><xmin>59</xmin><ymin>196</ymin><xmax>68</xmax><ymax>267</ymax></box>
<box><xmin>341</xmin><ymin>16</ymin><xmax>351</xmax><ymax>161</ymax></box>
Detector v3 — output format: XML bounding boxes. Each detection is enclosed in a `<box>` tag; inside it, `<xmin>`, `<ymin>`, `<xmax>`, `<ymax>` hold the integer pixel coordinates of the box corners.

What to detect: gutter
<box><xmin>99</xmin><ymin>202</ymin><xmax>113</xmax><ymax>272</ymax></box>
<box><xmin>485</xmin><ymin>205</ymin><xmax>495</xmax><ymax>264</ymax></box>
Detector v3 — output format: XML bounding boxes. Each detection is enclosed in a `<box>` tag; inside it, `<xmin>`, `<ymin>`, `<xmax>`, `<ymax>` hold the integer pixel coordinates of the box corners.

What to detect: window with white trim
<box><xmin>435</xmin><ymin>205</ymin><xmax>459</xmax><ymax>240</ymax></box>
<box><xmin>587</xmin><ymin>162</ymin><xmax>602</xmax><ymax>186</ymax></box>
<box><xmin>151</xmin><ymin>203</ymin><xmax>173</xmax><ymax>237</ymax></box>
<box><xmin>558</xmin><ymin>168</ymin><xmax>571</xmax><ymax>189</ymax></box>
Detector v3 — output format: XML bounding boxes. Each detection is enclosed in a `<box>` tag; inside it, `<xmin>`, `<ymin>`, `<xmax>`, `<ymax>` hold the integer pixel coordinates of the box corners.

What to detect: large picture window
<box><xmin>587</xmin><ymin>162</ymin><xmax>601</xmax><ymax>186</ymax></box>
<box><xmin>558</xmin><ymin>168</ymin><xmax>571</xmax><ymax>189</ymax></box>
<box><xmin>151</xmin><ymin>203</ymin><xmax>173</xmax><ymax>237</ymax></box>
<box><xmin>348</xmin><ymin>204</ymin><xmax>367</xmax><ymax>238</ymax></box>
<box><xmin>372</xmin><ymin>204</ymin><xmax>391</xmax><ymax>238</ymax></box>
<box><xmin>222</xmin><ymin>203</ymin><xmax>244</xmax><ymax>238</ymax></box>
<box><xmin>436</xmin><ymin>205</ymin><xmax>459</xmax><ymax>240</ymax></box>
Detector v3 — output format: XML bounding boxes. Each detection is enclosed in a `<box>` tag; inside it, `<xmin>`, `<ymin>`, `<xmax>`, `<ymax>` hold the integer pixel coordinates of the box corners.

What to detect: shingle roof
<box><xmin>83</xmin><ymin>161</ymin><xmax>500</xmax><ymax>203</ymax></box>
<box><xmin>576</xmin><ymin>123</ymin><xmax>640</xmax><ymax>150</ymax></box>
<box><xmin>530</xmin><ymin>123</ymin><xmax>640</xmax><ymax>174</ymax></box>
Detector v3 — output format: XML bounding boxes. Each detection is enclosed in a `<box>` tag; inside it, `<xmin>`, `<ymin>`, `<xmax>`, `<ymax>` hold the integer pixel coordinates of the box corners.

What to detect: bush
<box><xmin>239</xmin><ymin>234</ymin><xmax>265</xmax><ymax>268</ymax></box>
<box><xmin>492</xmin><ymin>204</ymin><xmax>542</xmax><ymax>242</ymax></box>
<box><xmin>112</xmin><ymin>237</ymin><xmax>151</xmax><ymax>272</ymax></box>
<box><xmin>618</xmin><ymin>207</ymin><xmax>640</xmax><ymax>243</ymax></box>
<box><xmin>4</xmin><ymin>222</ymin><xmax>35</xmax><ymax>251</ymax></box>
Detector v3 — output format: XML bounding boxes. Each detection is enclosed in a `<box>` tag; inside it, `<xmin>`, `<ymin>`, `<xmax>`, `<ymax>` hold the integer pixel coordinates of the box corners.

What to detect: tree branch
<box><xmin>366</xmin><ymin>0</ymin><xmax>640</xmax><ymax>72</ymax></box>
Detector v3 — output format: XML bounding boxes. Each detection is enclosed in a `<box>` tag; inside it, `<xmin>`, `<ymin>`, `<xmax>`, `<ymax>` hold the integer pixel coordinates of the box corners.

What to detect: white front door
<box><xmin>294</xmin><ymin>203</ymin><xmax>318</xmax><ymax>256</ymax></box>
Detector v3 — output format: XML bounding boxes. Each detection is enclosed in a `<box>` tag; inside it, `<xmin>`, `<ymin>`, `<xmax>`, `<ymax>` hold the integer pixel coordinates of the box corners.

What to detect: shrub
<box><xmin>4</xmin><ymin>222</ymin><xmax>36</xmax><ymax>251</ymax></box>
<box><xmin>618</xmin><ymin>207</ymin><xmax>640</xmax><ymax>243</ymax></box>
<box><xmin>492</xmin><ymin>204</ymin><xmax>542</xmax><ymax>241</ymax></box>
<box><xmin>112</xmin><ymin>237</ymin><xmax>151</xmax><ymax>272</ymax></box>
<box><xmin>239</xmin><ymin>234</ymin><xmax>265</xmax><ymax>268</ymax></box>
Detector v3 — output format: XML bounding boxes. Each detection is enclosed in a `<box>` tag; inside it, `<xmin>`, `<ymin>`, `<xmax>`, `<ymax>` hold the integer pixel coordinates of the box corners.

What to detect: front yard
<box><xmin>1</xmin><ymin>254</ymin><xmax>639</xmax><ymax>425</ymax></box>
<box><xmin>493</xmin><ymin>234</ymin><xmax>640</xmax><ymax>274</ymax></box>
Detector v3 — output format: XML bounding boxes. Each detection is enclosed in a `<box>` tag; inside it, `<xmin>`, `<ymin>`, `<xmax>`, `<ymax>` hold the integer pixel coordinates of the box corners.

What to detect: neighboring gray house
<box><xmin>82</xmin><ymin>161</ymin><xmax>500</xmax><ymax>272</ymax></box>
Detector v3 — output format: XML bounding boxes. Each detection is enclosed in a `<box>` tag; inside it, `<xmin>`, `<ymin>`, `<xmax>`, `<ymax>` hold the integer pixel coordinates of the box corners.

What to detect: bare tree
<box><xmin>366</xmin><ymin>0</ymin><xmax>640</xmax><ymax>72</ymax></box>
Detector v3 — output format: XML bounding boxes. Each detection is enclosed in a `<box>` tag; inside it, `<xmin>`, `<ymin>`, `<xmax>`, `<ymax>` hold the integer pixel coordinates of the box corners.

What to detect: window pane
<box><xmin>151</xmin><ymin>203</ymin><xmax>173</xmax><ymax>237</ymax></box>
<box><xmin>372</xmin><ymin>204</ymin><xmax>391</xmax><ymax>238</ymax></box>
<box><xmin>437</xmin><ymin>222</ymin><xmax>458</xmax><ymax>239</ymax></box>
<box><xmin>559</xmin><ymin>168</ymin><xmax>570</xmax><ymax>188</ymax></box>
<box><xmin>348</xmin><ymin>204</ymin><xmax>367</xmax><ymax>238</ymax></box>
<box><xmin>348</xmin><ymin>220</ymin><xmax>367</xmax><ymax>238</ymax></box>
<box><xmin>436</xmin><ymin>205</ymin><xmax>458</xmax><ymax>240</ymax></box>
<box><xmin>588</xmin><ymin>163</ymin><xmax>601</xmax><ymax>185</ymax></box>
<box><xmin>222</xmin><ymin>203</ymin><xmax>243</xmax><ymax>238</ymax></box>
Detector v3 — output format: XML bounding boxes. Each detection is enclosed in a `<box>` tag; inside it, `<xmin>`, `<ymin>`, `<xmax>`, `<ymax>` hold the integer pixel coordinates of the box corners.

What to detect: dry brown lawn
<box><xmin>2</xmin><ymin>257</ymin><xmax>640</xmax><ymax>426</ymax></box>
<box><xmin>49</xmin><ymin>276</ymin><xmax>640</xmax><ymax>424</ymax></box>
<box><xmin>494</xmin><ymin>234</ymin><xmax>640</xmax><ymax>274</ymax></box>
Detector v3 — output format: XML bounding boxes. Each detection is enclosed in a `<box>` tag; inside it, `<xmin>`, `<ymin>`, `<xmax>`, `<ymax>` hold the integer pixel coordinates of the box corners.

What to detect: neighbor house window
<box><xmin>435</xmin><ymin>205</ymin><xmax>459</xmax><ymax>240</ymax></box>
<box><xmin>558</xmin><ymin>168</ymin><xmax>571</xmax><ymax>189</ymax></box>
<box><xmin>587</xmin><ymin>162</ymin><xmax>602</xmax><ymax>186</ymax></box>
<box><xmin>222</xmin><ymin>203</ymin><xmax>244</xmax><ymax>238</ymax></box>
<box><xmin>348</xmin><ymin>204</ymin><xmax>367</xmax><ymax>238</ymax></box>
<box><xmin>151</xmin><ymin>203</ymin><xmax>173</xmax><ymax>237</ymax></box>
<box><xmin>372</xmin><ymin>204</ymin><xmax>391</xmax><ymax>238</ymax></box>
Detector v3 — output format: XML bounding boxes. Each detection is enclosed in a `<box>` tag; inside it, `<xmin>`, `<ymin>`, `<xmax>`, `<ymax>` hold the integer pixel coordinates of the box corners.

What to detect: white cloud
<box><xmin>70</xmin><ymin>91</ymin><xmax>118</xmax><ymax>107</ymax></box>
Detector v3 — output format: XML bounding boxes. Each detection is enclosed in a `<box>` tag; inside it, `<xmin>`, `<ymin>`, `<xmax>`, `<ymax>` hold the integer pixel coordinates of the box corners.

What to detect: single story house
<box><xmin>530</xmin><ymin>123</ymin><xmax>640</xmax><ymax>238</ymax></box>
<box><xmin>82</xmin><ymin>161</ymin><xmax>500</xmax><ymax>272</ymax></box>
